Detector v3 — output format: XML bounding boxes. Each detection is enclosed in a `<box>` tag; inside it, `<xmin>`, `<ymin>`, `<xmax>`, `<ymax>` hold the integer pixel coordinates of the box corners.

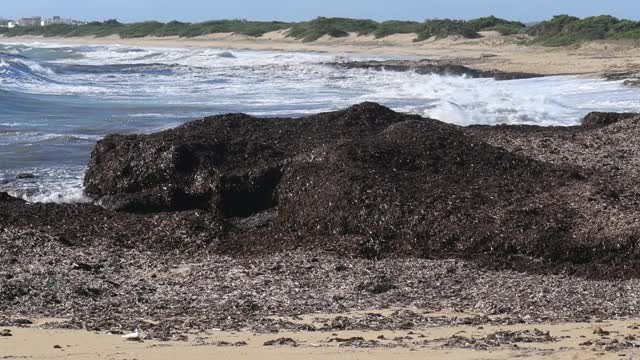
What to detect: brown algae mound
<box><xmin>1</xmin><ymin>103</ymin><xmax>640</xmax><ymax>276</ymax></box>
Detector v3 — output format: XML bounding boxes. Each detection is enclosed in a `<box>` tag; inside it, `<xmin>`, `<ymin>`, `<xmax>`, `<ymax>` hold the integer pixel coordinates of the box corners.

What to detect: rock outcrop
<box><xmin>329</xmin><ymin>60</ymin><xmax>542</xmax><ymax>80</ymax></box>
<box><xmin>3</xmin><ymin>103</ymin><xmax>640</xmax><ymax>277</ymax></box>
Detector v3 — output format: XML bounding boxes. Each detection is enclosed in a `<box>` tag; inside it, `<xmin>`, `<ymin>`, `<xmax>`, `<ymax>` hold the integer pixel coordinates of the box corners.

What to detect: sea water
<box><xmin>1</xmin><ymin>42</ymin><xmax>639</xmax><ymax>203</ymax></box>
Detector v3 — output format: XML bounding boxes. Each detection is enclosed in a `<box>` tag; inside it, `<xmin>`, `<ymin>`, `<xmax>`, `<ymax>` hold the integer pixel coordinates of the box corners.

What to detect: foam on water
<box><xmin>1</xmin><ymin>42</ymin><xmax>640</xmax><ymax>203</ymax></box>
<box><xmin>2</xmin><ymin>166</ymin><xmax>90</xmax><ymax>204</ymax></box>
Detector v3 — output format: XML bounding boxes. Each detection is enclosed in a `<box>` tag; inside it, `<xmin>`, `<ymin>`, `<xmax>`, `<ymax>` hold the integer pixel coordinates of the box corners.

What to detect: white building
<box><xmin>40</xmin><ymin>16</ymin><xmax>85</xmax><ymax>26</ymax></box>
<box><xmin>8</xmin><ymin>21</ymin><xmax>16</xmax><ymax>28</ymax></box>
<box><xmin>16</xmin><ymin>17</ymin><xmax>42</xmax><ymax>27</ymax></box>
<box><xmin>41</xmin><ymin>16</ymin><xmax>66</xmax><ymax>26</ymax></box>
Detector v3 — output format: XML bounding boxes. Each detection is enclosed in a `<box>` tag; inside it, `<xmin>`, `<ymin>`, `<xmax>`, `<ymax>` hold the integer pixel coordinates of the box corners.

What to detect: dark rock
<box><xmin>329</xmin><ymin>60</ymin><xmax>542</xmax><ymax>80</ymax></box>
<box><xmin>623</xmin><ymin>79</ymin><xmax>640</xmax><ymax>87</ymax></box>
<box><xmin>0</xmin><ymin>329</ymin><xmax>12</xmax><ymax>337</ymax></box>
<box><xmin>217</xmin><ymin>51</ymin><xmax>236</xmax><ymax>58</ymax></box>
<box><xmin>15</xmin><ymin>173</ymin><xmax>35</xmax><ymax>180</ymax></box>
<box><xmin>603</xmin><ymin>70</ymin><xmax>640</xmax><ymax>83</ymax></box>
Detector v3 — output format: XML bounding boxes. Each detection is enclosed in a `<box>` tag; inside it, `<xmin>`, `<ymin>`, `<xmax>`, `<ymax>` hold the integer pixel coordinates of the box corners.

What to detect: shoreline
<box><xmin>3</xmin><ymin>314</ymin><xmax>640</xmax><ymax>359</ymax></box>
<box><xmin>2</xmin><ymin>33</ymin><xmax>640</xmax><ymax>77</ymax></box>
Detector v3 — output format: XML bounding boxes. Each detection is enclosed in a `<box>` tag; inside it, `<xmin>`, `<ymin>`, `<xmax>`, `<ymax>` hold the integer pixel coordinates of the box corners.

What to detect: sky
<box><xmin>2</xmin><ymin>0</ymin><xmax>639</xmax><ymax>23</ymax></box>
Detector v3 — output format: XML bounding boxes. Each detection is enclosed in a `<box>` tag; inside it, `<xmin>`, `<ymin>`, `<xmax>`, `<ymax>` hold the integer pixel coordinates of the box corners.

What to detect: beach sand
<box><xmin>3</xmin><ymin>311</ymin><xmax>640</xmax><ymax>359</ymax></box>
<box><xmin>3</xmin><ymin>31</ymin><xmax>640</xmax><ymax>76</ymax></box>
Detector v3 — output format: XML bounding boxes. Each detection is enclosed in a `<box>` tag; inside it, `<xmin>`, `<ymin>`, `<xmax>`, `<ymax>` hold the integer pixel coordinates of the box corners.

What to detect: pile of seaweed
<box><xmin>3</xmin><ymin>103</ymin><xmax>640</xmax><ymax>277</ymax></box>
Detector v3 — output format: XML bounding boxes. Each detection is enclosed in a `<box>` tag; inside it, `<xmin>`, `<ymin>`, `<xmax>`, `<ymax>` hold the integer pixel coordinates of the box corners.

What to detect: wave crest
<box><xmin>0</xmin><ymin>53</ymin><xmax>57</xmax><ymax>83</ymax></box>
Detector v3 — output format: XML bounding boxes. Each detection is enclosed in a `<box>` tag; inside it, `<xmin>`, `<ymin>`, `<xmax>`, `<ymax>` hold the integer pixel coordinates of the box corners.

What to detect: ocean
<box><xmin>1</xmin><ymin>42</ymin><xmax>640</xmax><ymax>203</ymax></box>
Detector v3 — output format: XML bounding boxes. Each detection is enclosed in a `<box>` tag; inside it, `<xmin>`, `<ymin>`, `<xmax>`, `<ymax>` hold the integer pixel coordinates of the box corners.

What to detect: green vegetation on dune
<box><xmin>0</xmin><ymin>16</ymin><xmax>521</xmax><ymax>41</ymax></box>
<box><xmin>286</xmin><ymin>16</ymin><xmax>526</xmax><ymax>42</ymax></box>
<box><xmin>0</xmin><ymin>19</ymin><xmax>291</xmax><ymax>38</ymax></box>
<box><xmin>286</xmin><ymin>17</ymin><xmax>379</xmax><ymax>42</ymax></box>
<box><xmin>1</xmin><ymin>15</ymin><xmax>640</xmax><ymax>46</ymax></box>
<box><xmin>0</xmin><ymin>19</ymin><xmax>124</xmax><ymax>37</ymax></box>
<box><xmin>467</xmin><ymin>16</ymin><xmax>526</xmax><ymax>35</ymax></box>
<box><xmin>529</xmin><ymin>15</ymin><xmax>640</xmax><ymax>46</ymax></box>
<box><xmin>414</xmin><ymin>19</ymin><xmax>479</xmax><ymax>41</ymax></box>
<box><xmin>178</xmin><ymin>20</ymin><xmax>291</xmax><ymax>38</ymax></box>
<box><xmin>412</xmin><ymin>16</ymin><xmax>526</xmax><ymax>41</ymax></box>
<box><xmin>373</xmin><ymin>21</ymin><xmax>421</xmax><ymax>38</ymax></box>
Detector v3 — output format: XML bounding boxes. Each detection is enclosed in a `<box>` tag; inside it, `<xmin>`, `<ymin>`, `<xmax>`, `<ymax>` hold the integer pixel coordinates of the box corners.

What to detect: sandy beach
<box><xmin>3</xmin><ymin>31</ymin><xmax>640</xmax><ymax>77</ymax></box>
<box><xmin>3</xmin><ymin>312</ymin><xmax>640</xmax><ymax>360</ymax></box>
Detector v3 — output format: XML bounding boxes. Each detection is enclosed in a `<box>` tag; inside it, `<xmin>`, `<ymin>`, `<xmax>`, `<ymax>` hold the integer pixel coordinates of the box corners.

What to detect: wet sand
<box><xmin>3</xmin><ymin>312</ymin><xmax>640</xmax><ymax>359</ymax></box>
<box><xmin>2</xmin><ymin>31</ymin><xmax>640</xmax><ymax>76</ymax></box>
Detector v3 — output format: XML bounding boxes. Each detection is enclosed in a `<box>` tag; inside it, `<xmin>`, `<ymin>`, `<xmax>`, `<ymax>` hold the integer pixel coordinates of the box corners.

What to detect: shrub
<box><xmin>373</xmin><ymin>21</ymin><xmax>420</xmax><ymax>38</ymax></box>
<box><xmin>467</xmin><ymin>16</ymin><xmax>525</xmax><ymax>32</ymax></box>
<box><xmin>528</xmin><ymin>15</ymin><xmax>640</xmax><ymax>45</ymax></box>
<box><xmin>415</xmin><ymin>19</ymin><xmax>479</xmax><ymax>41</ymax></box>
<box><xmin>287</xmin><ymin>17</ymin><xmax>378</xmax><ymax>42</ymax></box>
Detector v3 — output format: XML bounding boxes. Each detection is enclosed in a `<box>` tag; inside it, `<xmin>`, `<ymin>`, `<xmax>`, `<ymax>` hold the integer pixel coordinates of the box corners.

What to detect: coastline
<box><xmin>3</xmin><ymin>314</ymin><xmax>640</xmax><ymax>359</ymax></box>
<box><xmin>3</xmin><ymin>32</ymin><xmax>640</xmax><ymax>77</ymax></box>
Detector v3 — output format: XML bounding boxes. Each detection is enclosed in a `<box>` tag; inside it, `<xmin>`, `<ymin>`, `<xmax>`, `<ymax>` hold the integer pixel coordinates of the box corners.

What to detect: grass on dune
<box><xmin>2</xmin><ymin>14</ymin><xmax>639</xmax><ymax>46</ymax></box>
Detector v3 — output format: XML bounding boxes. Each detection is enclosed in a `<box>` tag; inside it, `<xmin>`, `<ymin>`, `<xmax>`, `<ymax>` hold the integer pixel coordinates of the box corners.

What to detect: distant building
<box><xmin>16</xmin><ymin>17</ymin><xmax>42</xmax><ymax>27</ymax></box>
<box><xmin>4</xmin><ymin>16</ymin><xmax>85</xmax><ymax>28</ymax></box>
<box><xmin>40</xmin><ymin>16</ymin><xmax>85</xmax><ymax>26</ymax></box>
<box><xmin>41</xmin><ymin>16</ymin><xmax>65</xmax><ymax>26</ymax></box>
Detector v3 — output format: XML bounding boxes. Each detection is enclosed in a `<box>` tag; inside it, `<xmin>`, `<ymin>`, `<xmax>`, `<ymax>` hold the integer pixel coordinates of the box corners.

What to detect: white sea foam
<box><xmin>4</xmin><ymin>46</ymin><xmax>638</xmax><ymax>126</ymax></box>
<box><xmin>9</xmin><ymin>186</ymin><xmax>91</xmax><ymax>204</ymax></box>
<box><xmin>1</xmin><ymin>166</ymin><xmax>90</xmax><ymax>204</ymax></box>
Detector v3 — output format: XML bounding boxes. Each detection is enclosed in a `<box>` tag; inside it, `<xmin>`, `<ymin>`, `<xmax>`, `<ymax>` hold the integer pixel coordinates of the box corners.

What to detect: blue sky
<box><xmin>2</xmin><ymin>0</ymin><xmax>639</xmax><ymax>22</ymax></box>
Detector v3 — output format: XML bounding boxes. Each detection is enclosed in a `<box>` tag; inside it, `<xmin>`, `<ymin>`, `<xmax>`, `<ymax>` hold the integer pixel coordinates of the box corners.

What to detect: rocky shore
<box><xmin>331</xmin><ymin>59</ymin><xmax>640</xmax><ymax>85</ymax></box>
<box><xmin>329</xmin><ymin>60</ymin><xmax>543</xmax><ymax>80</ymax></box>
<box><xmin>3</xmin><ymin>103</ymin><xmax>640</xmax><ymax>344</ymax></box>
